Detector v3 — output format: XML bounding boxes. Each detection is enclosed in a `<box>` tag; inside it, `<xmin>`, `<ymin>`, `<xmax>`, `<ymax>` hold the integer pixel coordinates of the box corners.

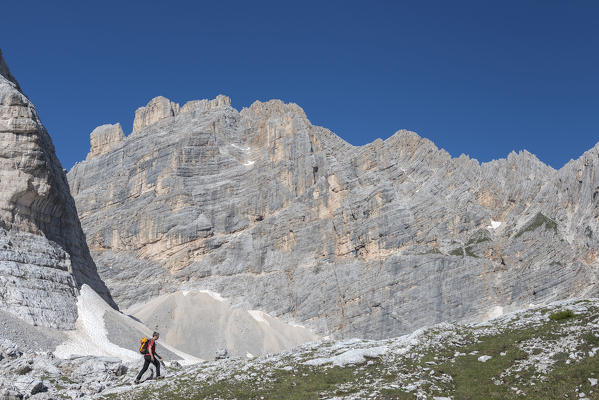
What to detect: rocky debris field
<box><xmin>2</xmin><ymin>298</ymin><xmax>596</xmax><ymax>399</ymax></box>
<box><xmin>99</xmin><ymin>298</ymin><xmax>599</xmax><ymax>400</ymax></box>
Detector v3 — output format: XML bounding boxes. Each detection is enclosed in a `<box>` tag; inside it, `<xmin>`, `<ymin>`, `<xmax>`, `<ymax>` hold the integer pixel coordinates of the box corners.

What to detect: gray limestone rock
<box><xmin>132</xmin><ymin>96</ymin><xmax>180</xmax><ymax>134</ymax></box>
<box><xmin>0</xmin><ymin>49</ymin><xmax>115</xmax><ymax>329</ymax></box>
<box><xmin>87</xmin><ymin>123</ymin><xmax>125</xmax><ymax>160</ymax></box>
<box><xmin>68</xmin><ymin>92</ymin><xmax>599</xmax><ymax>341</ymax></box>
<box><xmin>0</xmin><ymin>389</ymin><xmax>23</xmax><ymax>400</ymax></box>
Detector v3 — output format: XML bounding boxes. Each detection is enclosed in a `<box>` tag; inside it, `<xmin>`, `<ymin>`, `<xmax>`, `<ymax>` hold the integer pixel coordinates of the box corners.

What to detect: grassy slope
<box><xmin>102</xmin><ymin>300</ymin><xmax>599</xmax><ymax>400</ymax></box>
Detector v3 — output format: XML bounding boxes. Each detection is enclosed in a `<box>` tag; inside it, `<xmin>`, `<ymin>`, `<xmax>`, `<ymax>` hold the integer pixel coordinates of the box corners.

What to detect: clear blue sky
<box><xmin>2</xmin><ymin>1</ymin><xmax>598</xmax><ymax>169</ymax></box>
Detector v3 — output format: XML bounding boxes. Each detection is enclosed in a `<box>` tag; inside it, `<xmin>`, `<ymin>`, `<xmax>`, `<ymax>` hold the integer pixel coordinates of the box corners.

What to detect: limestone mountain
<box><xmin>68</xmin><ymin>93</ymin><xmax>599</xmax><ymax>340</ymax></box>
<box><xmin>0</xmin><ymin>49</ymin><xmax>115</xmax><ymax>329</ymax></box>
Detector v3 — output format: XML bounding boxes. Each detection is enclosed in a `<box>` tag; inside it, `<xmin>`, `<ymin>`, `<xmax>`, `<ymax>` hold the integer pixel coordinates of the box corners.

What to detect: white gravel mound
<box><xmin>126</xmin><ymin>289</ymin><xmax>319</xmax><ymax>359</ymax></box>
<box><xmin>55</xmin><ymin>285</ymin><xmax>199</xmax><ymax>365</ymax></box>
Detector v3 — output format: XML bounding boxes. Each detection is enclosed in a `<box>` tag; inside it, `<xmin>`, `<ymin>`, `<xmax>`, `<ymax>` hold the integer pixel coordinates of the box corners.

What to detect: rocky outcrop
<box><xmin>180</xmin><ymin>94</ymin><xmax>231</xmax><ymax>114</ymax></box>
<box><xmin>132</xmin><ymin>96</ymin><xmax>180</xmax><ymax>133</ymax></box>
<box><xmin>0</xmin><ymin>49</ymin><xmax>115</xmax><ymax>329</ymax></box>
<box><xmin>68</xmin><ymin>92</ymin><xmax>599</xmax><ymax>340</ymax></box>
<box><xmin>87</xmin><ymin>123</ymin><xmax>125</xmax><ymax>159</ymax></box>
<box><xmin>131</xmin><ymin>95</ymin><xmax>231</xmax><ymax>134</ymax></box>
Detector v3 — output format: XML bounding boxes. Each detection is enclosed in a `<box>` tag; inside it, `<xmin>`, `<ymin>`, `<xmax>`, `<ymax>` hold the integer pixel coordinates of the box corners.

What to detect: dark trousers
<box><xmin>136</xmin><ymin>355</ymin><xmax>160</xmax><ymax>380</ymax></box>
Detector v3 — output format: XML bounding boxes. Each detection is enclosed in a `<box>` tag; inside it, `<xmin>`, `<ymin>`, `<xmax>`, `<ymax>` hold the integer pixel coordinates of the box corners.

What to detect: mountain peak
<box><xmin>0</xmin><ymin>49</ymin><xmax>20</xmax><ymax>90</ymax></box>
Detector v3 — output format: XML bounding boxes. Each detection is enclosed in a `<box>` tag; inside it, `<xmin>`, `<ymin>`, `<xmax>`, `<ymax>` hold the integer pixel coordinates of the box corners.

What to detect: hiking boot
<box><xmin>134</xmin><ymin>379</ymin><xmax>140</xmax><ymax>384</ymax></box>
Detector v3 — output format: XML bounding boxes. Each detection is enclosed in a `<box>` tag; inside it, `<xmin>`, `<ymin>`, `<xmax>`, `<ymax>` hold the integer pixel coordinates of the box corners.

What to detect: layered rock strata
<box><xmin>87</xmin><ymin>123</ymin><xmax>125</xmax><ymax>159</ymax></box>
<box><xmin>0</xmin><ymin>49</ymin><xmax>115</xmax><ymax>329</ymax></box>
<box><xmin>68</xmin><ymin>93</ymin><xmax>599</xmax><ymax>339</ymax></box>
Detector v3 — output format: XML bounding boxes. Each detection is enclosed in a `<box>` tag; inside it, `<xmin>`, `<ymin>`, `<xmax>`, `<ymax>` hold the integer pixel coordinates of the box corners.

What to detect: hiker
<box><xmin>135</xmin><ymin>331</ymin><xmax>164</xmax><ymax>383</ymax></box>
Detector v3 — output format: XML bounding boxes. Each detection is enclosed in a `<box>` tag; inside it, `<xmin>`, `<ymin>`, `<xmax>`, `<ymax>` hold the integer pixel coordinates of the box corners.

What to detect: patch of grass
<box><xmin>549</xmin><ymin>310</ymin><xmax>575</xmax><ymax>321</ymax></box>
<box><xmin>466</xmin><ymin>229</ymin><xmax>492</xmax><ymax>246</ymax></box>
<box><xmin>464</xmin><ymin>246</ymin><xmax>478</xmax><ymax>258</ymax></box>
<box><xmin>378</xmin><ymin>388</ymin><xmax>417</xmax><ymax>399</ymax></box>
<box><xmin>514</xmin><ymin>212</ymin><xmax>558</xmax><ymax>238</ymax></box>
<box><xmin>102</xmin><ymin>364</ymin><xmax>382</xmax><ymax>400</ymax></box>
<box><xmin>585</xmin><ymin>226</ymin><xmax>593</xmax><ymax>238</ymax></box>
<box><xmin>100</xmin><ymin>302</ymin><xmax>599</xmax><ymax>400</ymax></box>
<box><xmin>581</xmin><ymin>332</ymin><xmax>599</xmax><ymax>346</ymax></box>
<box><xmin>449</xmin><ymin>247</ymin><xmax>464</xmax><ymax>257</ymax></box>
<box><xmin>428</xmin><ymin>330</ymin><xmax>529</xmax><ymax>399</ymax></box>
<box><xmin>421</xmin><ymin>247</ymin><xmax>442</xmax><ymax>255</ymax></box>
<box><xmin>312</xmin><ymin>265</ymin><xmax>322</xmax><ymax>274</ymax></box>
<box><xmin>420</xmin><ymin>307</ymin><xmax>598</xmax><ymax>400</ymax></box>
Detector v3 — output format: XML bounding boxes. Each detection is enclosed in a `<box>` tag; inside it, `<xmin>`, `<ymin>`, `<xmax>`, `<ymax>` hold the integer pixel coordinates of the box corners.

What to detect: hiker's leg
<box><xmin>136</xmin><ymin>357</ymin><xmax>151</xmax><ymax>380</ymax></box>
<box><xmin>153</xmin><ymin>358</ymin><xmax>161</xmax><ymax>377</ymax></box>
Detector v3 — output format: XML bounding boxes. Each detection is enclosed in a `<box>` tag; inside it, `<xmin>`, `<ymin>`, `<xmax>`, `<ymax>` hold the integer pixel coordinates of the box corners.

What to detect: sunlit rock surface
<box><xmin>0</xmin><ymin>49</ymin><xmax>115</xmax><ymax>329</ymax></box>
<box><xmin>68</xmin><ymin>91</ymin><xmax>599</xmax><ymax>339</ymax></box>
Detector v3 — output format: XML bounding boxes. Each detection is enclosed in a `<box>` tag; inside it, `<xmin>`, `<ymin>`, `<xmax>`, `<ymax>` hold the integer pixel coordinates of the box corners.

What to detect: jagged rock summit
<box><xmin>68</xmin><ymin>90</ymin><xmax>599</xmax><ymax>344</ymax></box>
<box><xmin>0</xmin><ymin>49</ymin><xmax>115</xmax><ymax>329</ymax></box>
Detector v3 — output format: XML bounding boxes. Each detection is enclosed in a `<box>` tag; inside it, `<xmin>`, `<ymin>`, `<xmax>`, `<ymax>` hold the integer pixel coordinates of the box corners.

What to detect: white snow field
<box><xmin>55</xmin><ymin>285</ymin><xmax>199</xmax><ymax>365</ymax></box>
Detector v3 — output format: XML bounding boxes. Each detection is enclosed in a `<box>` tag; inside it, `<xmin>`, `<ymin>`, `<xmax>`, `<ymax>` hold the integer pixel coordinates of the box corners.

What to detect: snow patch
<box><xmin>244</xmin><ymin>160</ymin><xmax>255</xmax><ymax>166</ymax></box>
<box><xmin>230</xmin><ymin>144</ymin><xmax>250</xmax><ymax>152</ymax></box>
<box><xmin>55</xmin><ymin>285</ymin><xmax>140</xmax><ymax>362</ymax></box>
<box><xmin>487</xmin><ymin>220</ymin><xmax>502</xmax><ymax>230</ymax></box>
<box><xmin>303</xmin><ymin>346</ymin><xmax>388</xmax><ymax>367</ymax></box>
<box><xmin>198</xmin><ymin>290</ymin><xmax>226</xmax><ymax>302</ymax></box>
<box><xmin>289</xmin><ymin>322</ymin><xmax>307</xmax><ymax>329</ymax></box>
<box><xmin>478</xmin><ymin>355</ymin><xmax>492</xmax><ymax>362</ymax></box>
<box><xmin>55</xmin><ymin>286</ymin><xmax>201</xmax><ymax>366</ymax></box>
<box><xmin>248</xmin><ymin>310</ymin><xmax>270</xmax><ymax>326</ymax></box>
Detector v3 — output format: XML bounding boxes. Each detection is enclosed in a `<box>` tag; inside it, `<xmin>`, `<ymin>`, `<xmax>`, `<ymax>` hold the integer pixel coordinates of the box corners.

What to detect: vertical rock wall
<box><xmin>0</xmin><ymin>49</ymin><xmax>116</xmax><ymax>329</ymax></box>
<box><xmin>68</xmin><ymin>92</ymin><xmax>598</xmax><ymax>339</ymax></box>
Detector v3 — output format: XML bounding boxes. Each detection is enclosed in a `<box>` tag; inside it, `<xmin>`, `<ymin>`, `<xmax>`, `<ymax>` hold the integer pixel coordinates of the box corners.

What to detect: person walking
<box><xmin>134</xmin><ymin>332</ymin><xmax>164</xmax><ymax>383</ymax></box>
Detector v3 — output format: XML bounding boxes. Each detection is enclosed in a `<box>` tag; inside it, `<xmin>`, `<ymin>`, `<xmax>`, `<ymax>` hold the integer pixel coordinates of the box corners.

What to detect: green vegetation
<box><xmin>585</xmin><ymin>226</ymin><xmax>593</xmax><ymax>238</ymax></box>
<box><xmin>466</xmin><ymin>229</ymin><xmax>492</xmax><ymax>246</ymax></box>
<box><xmin>449</xmin><ymin>246</ymin><xmax>478</xmax><ymax>257</ymax></box>
<box><xmin>102</xmin><ymin>362</ymin><xmax>416</xmax><ymax>400</ymax></box>
<box><xmin>514</xmin><ymin>212</ymin><xmax>558</xmax><ymax>238</ymax></box>
<box><xmin>101</xmin><ymin>303</ymin><xmax>599</xmax><ymax>400</ymax></box>
<box><xmin>549</xmin><ymin>310</ymin><xmax>575</xmax><ymax>321</ymax></box>
<box><xmin>421</xmin><ymin>247</ymin><xmax>442</xmax><ymax>255</ymax></box>
<box><xmin>449</xmin><ymin>247</ymin><xmax>464</xmax><ymax>257</ymax></box>
<box><xmin>464</xmin><ymin>246</ymin><xmax>478</xmax><ymax>258</ymax></box>
<box><xmin>421</xmin><ymin>308</ymin><xmax>595</xmax><ymax>399</ymax></box>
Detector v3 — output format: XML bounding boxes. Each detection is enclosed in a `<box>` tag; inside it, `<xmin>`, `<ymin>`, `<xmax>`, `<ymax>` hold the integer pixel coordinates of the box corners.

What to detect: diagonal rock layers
<box><xmin>0</xmin><ymin>50</ymin><xmax>115</xmax><ymax>329</ymax></box>
<box><xmin>68</xmin><ymin>93</ymin><xmax>599</xmax><ymax>339</ymax></box>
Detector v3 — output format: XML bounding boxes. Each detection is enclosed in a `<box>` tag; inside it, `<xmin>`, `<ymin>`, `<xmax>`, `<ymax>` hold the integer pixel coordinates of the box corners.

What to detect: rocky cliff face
<box><xmin>0</xmin><ymin>49</ymin><xmax>115</xmax><ymax>329</ymax></box>
<box><xmin>68</xmin><ymin>93</ymin><xmax>599</xmax><ymax>339</ymax></box>
<box><xmin>87</xmin><ymin>123</ymin><xmax>125</xmax><ymax>160</ymax></box>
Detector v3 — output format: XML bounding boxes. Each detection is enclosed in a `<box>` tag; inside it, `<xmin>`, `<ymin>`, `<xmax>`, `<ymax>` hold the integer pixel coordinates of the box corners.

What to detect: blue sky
<box><xmin>1</xmin><ymin>1</ymin><xmax>598</xmax><ymax>169</ymax></box>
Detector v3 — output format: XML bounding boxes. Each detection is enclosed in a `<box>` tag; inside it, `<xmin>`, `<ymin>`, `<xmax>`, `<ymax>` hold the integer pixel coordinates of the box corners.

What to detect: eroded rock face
<box><xmin>87</xmin><ymin>123</ymin><xmax>125</xmax><ymax>159</ymax></box>
<box><xmin>68</xmin><ymin>91</ymin><xmax>599</xmax><ymax>340</ymax></box>
<box><xmin>132</xmin><ymin>96</ymin><xmax>180</xmax><ymax>133</ymax></box>
<box><xmin>0</xmin><ymin>49</ymin><xmax>115</xmax><ymax>329</ymax></box>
